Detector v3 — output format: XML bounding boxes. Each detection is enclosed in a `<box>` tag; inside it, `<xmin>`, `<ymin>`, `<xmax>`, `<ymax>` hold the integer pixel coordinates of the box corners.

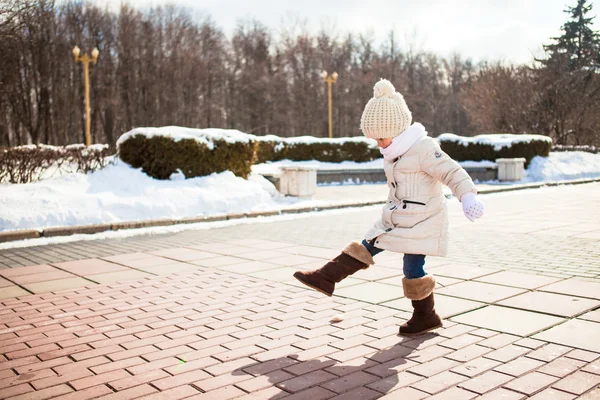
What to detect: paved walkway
<box><xmin>0</xmin><ymin>183</ymin><xmax>599</xmax><ymax>399</ymax></box>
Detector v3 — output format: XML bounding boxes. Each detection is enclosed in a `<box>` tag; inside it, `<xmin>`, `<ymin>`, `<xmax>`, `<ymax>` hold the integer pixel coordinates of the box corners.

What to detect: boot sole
<box><xmin>292</xmin><ymin>274</ymin><xmax>333</xmax><ymax>297</ymax></box>
<box><xmin>398</xmin><ymin>323</ymin><xmax>443</xmax><ymax>337</ymax></box>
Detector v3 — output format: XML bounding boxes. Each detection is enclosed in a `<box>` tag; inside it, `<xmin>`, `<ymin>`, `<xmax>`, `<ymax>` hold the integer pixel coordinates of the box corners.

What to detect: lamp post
<box><xmin>321</xmin><ymin>70</ymin><xmax>338</xmax><ymax>139</ymax></box>
<box><xmin>72</xmin><ymin>45</ymin><xmax>99</xmax><ymax>146</ymax></box>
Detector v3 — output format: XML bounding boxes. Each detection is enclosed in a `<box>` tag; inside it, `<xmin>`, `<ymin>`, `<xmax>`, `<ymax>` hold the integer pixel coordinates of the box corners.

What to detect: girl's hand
<box><xmin>461</xmin><ymin>192</ymin><xmax>484</xmax><ymax>222</ymax></box>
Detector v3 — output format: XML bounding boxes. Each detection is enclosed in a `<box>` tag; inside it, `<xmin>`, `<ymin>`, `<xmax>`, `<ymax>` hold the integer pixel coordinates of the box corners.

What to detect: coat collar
<box><xmin>380</xmin><ymin>123</ymin><xmax>428</xmax><ymax>162</ymax></box>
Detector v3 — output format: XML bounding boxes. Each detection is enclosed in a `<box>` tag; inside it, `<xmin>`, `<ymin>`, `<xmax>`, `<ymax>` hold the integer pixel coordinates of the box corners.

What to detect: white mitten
<box><xmin>461</xmin><ymin>192</ymin><xmax>484</xmax><ymax>222</ymax></box>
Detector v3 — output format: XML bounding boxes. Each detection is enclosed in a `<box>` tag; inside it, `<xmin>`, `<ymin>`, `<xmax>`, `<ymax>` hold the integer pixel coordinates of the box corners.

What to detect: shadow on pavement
<box><xmin>230</xmin><ymin>332</ymin><xmax>441</xmax><ymax>398</ymax></box>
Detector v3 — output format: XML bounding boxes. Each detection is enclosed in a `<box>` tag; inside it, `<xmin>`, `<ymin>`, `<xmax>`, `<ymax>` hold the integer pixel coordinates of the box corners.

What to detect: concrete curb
<box><xmin>1</xmin><ymin>178</ymin><xmax>599</xmax><ymax>244</ymax></box>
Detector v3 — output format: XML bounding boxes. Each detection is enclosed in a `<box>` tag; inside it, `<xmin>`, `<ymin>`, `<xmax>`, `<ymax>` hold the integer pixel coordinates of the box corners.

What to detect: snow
<box><xmin>458</xmin><ymin>160</ymin><xmax>498</xmax><ymax>169</ymax></box>
<box><xmin>1</xmin><ymin>149</ymin><xmax>600</xmax><ymax>235</ymax></box>
<box><xmin>116</xmin><ymin>126</ymin><xmax>378</xmax><ymax>150</ymax></box>
<box><xmin>116</xmin><ymin>126</ymin><xmax>257</xmax><ymax>150</ymax></box>
<box><xmin>438</xmin><ymin>133</ymin><xmax>552</xmax><ymax>151</ymax></box>
<box><xmin>523</xmin><ymin>151</ymin><xmax>600</xmax><ymax>182</ymax></box>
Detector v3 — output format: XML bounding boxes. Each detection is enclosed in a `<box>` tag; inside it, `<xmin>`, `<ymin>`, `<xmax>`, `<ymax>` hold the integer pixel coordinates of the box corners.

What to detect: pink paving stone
<box><xmin>0</xmin><ymin>383</ymin><xmax>34</xmax><ymax>399</ymax></box>
<box><xmin>407</xmin><ymin>357</ymin><xmax>460</xmax><ymax>378</ymax></box>
<box><xmin>538</xmin><ymin>357</ymin><xmax>587</xmax><ymax>377</ymax></box>
<box><xmin>283</xmin><ymin>357</ymin><xmax>337</xmax><ymax>376</ymax></box>
<box><xmin>477</xmin><ymin>333</ymin><xmax>521</xmax><ymax>350</ymax></box>
<box><xmin>476</xmin><ymin>388</ymin><xmax>527</xmax><ymax>400</ymax></box>
<box><xmin>365</xmin><ymin>357</ymin><xmax>419</xmax><ymax>378</ymax></box>
<box><xmin>410</xmin><ymin>370</ymin><xmax>468</xmax><ymax>395</ymax></box>
<box><xmin>583</xmin><ymin>359</ymin><xmax>600</xmax><ymax>375</ymax></box>
<box><xmin>4</xmin><ymin>384</ymin><xmax>73</xmax><ymax>400</ymax></box>
<box><xmin>551</xmin><ymin>371</ymin><xmax>600</xmax><ymax>395</ymax></box>
<box><xmin>525</xmin><ymin>344</ymin><xmax>572</xmax><ymax>363</ymax></box>
<box><xmin>69</xmin><ymin>369</ymin><xmax>130</xmax><ymax>391</ymax></box>
<box><xmin>321</xmin><ymin>370</ymin><xmax>379</xmax><ymax>394</ymax></box>
<box><xmin>134</xmin><ymin>385</ymin><xmax>200</xmax><ymax>400</ymax></box>
<box><xmin>578</xmin><ymin>388</ymin><xmax>600</xmax><ymax>400</ymax></box>
<box><xmin>235</xmin><ymin>369</ymin><xmax>294</xmax><ymax>392</ymax></box>
<box><xmin>514</xmin><ymin>338</ymin><xmax>547</xmax><ymax>350</ymax></box>
<box><xmin>94</xmin><ymin>384</ymin><xmax>159</xmax><ymax>400</ymax></box>
<box><xmin>451</xmin><ymin>358</ymin><xmax>503</xmax><ymax>380</ymax></box>
<box><xmin>110</xmin><ymin>369</ymin><xmax>171</xmax><ymax>391</ymax></box>
<box><xmin>276</xmin><ymin>370</ymin><xmax>337</xmax><ymax>393</ymax></box>
<box><xmin>503</xmin><ymin>371</ymin><xmax>560</xmax><ymax>396</ymax></box>
<box><xmin>366</xmin><ymin>371</ymin><xmax>423</xmax><ymax>394</ymax></box>
<box><xmin>51</xmin><ymin>259</ymin><xmax>129</xmax><ymax>275</ymax></box>
<box><xmin>458</xmin><ymin>370</ymin><xmax>515</xmax><ymax>394</ymax></box>
<box><xmin>533</xmin><ymin>319</ymin><xmax>600</xmax><ymax>353</ymax></box>
<box><xmin>328</xmin><ymin>386</ymin><xmax>382</xmax><ymax>400</ymax></box>
<box><xmin>493</xmin><ymin>356</ymin><xmax>546</xmax><ymax>377</ymax></box>
<box><xmin>528</xmin><ymin>388</ymin><xmax>577</xmax><ymax>399</ymax></box>
<box><xmin>378</xmin><ymin>386</ymin><xmax>429</xmax><ymax>399</ymax></box>
<box><xmin>325</xmin><ymin>357</ymin><xmax>379</xmax><ymax>377</ymax></box>
<box><xmin>186</xmin><ymin>385</ymin><xmax>247</xmax><ymax>400</ymax></box>
<box><xmin>277</xmin><ymin>386</ymin><xmax>337</xmax><ymax>400</ymax></box>
<box><xmin>445</xmin><ymin>344</ymin><xmax>493</xmax><ymax>363</ymax></box>
<box><xmin>565</xmin><ymin>349</ymin><xmax>600</xmax><ymax>363</ymax></box>
<box><xmin>234</xmin><ymin>386</ymin><xmax>288</xmax><ymax>400</ymax></box>
<box><xmin>51</xmin><ymin>385</ymin><xmax>114</xmax><ymax>400</ymax></box>
<box><xmin>0</xmin><ymin>368</ymin><xmax>56</xmax><ymax>389</ymax></box>
<box><xmin>426</xmin><ymin>387</ymin><xmax>478</xmax><ymax>399</ymax></box>
<box><xmin>9</xmin><ymin>270</ymin><xmax>78</xmax><ymax>284</ymax></box>
<box><xmin>484</xmin><ymin>345</ymin><xmax>531</xmax><ymax>363</ymax></box>
<box><xmin>0</xmin><ymin>265</ymin><xmax>58</xmax><ymax>277</ymax></box>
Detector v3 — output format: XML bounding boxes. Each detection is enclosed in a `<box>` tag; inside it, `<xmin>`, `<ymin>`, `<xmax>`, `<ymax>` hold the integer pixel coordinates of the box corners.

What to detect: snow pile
<box><xmin>0</xmin><ymin>159</ymin><xmax>283</xmax><ymax>232</ymax></box>
<box><xmin>524</xmin><ymin>151</ymin><xmax>600</xmax><ymax>182</ymax></box>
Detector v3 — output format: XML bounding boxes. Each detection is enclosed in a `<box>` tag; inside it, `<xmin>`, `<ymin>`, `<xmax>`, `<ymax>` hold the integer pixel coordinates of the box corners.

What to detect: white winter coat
<box><xmin>365</xmin><ymin>136</ymin><xmax>476</xmax><ymax>256</ymax></box>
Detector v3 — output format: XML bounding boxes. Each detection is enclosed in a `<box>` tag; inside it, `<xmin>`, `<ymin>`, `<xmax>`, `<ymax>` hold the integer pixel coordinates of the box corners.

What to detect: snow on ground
<box><xmin>523</xmin><ymin>151</ymin><xmax>600</xmax><ymax>182</ymax></box>
<box><xmin>1</xmin><ymin>150</ymin><xmax>600</xmax><ymax>234</ymax></box>
<box><xmin>0</xmin><ymin>158</ymin><xmax>317</xmax><ymax>232</ymax></box>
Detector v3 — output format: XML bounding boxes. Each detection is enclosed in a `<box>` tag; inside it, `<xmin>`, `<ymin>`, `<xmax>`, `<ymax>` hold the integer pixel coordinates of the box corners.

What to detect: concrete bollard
<box><xmin>279</xmin><ymin>166</ymin><xmax>317</xmax><ymax>197</ymax></box>
<box><xmin>496</xmin><ymin>158</ymin><xmax>526</xmax><ymax>181</ymax></box>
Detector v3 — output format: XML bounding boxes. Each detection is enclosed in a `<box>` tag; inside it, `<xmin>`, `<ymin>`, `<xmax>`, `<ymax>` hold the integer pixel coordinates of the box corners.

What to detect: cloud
<box><xmin>97</xmin><ymin>0</ymin><xmax>599</xmax><ymax>63</ymax></box>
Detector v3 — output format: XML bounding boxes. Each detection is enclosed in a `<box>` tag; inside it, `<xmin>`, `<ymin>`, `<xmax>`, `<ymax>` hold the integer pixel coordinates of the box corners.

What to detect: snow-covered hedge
<box><xmin>552</xmin><ymin>144</ymin><xmax>599</xmax><ymax>154</ymax></box>
<box><xmin>117</xmin><ymin>127</ymin><xmax>256</xmax><ymax>179</ymax></box>
<box><xmin>255</xmin><ymin>135</ymin><xmax>380</xmax><ymax>163</ymax></box>
<box><xmin>438</xmin><ymin>133</ymin><xmax>552</xmax><ymax>165</ymax></box>
<box><xmin>117</xmin><ymin>127</ymin><xmax>380</xmax><ymax>180</ymax></box>
<box><xmin>0</xmin><ymin>144</ymin><xmax>111</xmax><ymax>184</ymax></box>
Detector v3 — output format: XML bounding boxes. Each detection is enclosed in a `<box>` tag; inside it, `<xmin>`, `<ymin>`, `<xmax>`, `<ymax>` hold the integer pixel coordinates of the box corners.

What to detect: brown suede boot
<box><xmin>399</xmin><ymin>275</ymin><xmax>443</xmax><ymax>336</ymax></box>
<box><xmin>293</xmin><ymin>242</ymin><xmax>374</xmax><ymax>296</ymax></box>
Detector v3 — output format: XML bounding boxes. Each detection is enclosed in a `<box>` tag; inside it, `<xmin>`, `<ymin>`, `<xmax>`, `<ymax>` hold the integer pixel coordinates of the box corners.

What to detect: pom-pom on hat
<box><xmin>360</xmin><ymin>79</ymin><xmax>412</xmax><ymax>139</ymax></box>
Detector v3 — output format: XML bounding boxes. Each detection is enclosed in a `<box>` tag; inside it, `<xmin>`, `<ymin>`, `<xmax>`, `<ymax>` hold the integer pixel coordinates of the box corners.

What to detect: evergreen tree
<box><xmin>542</xmin><ymin>0</ymin><xmax>600</xmax><ymax>70</ymax></box>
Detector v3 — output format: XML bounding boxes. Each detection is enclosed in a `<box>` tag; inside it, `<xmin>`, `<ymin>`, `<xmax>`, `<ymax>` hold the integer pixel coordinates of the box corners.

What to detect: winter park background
<box><xmin>1</xmin><ymin>0</ymin><xmax>600</xmax><ymax>246</ymax></box>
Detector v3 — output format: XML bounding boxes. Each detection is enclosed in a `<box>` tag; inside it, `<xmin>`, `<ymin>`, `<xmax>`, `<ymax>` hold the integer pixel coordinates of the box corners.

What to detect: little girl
<box><xmin>293</xmin><ymin>79</ymin><xmax>484</xmax><ymax>336</ymax></box>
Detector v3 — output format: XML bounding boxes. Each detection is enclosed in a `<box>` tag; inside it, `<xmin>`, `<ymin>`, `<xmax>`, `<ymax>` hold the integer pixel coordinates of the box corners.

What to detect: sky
<box><xmin>99</xmin><ymin>0</ymin><xmax>599</xmax><ymax>64</ymax></box>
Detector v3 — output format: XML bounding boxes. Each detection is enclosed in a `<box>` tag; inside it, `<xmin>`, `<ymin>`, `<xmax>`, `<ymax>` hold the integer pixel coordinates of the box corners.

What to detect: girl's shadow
<box><xmin>231</xmin><ymin>332</ymin><xmax>440</xmax><ymax>398</ymax></box>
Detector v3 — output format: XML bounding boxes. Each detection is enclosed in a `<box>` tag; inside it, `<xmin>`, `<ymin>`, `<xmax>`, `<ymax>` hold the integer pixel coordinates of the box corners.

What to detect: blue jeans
<box><xmin>361</xmin><ymin>239</ymin><xmax>426</xmax><ymax>279</ymax></box>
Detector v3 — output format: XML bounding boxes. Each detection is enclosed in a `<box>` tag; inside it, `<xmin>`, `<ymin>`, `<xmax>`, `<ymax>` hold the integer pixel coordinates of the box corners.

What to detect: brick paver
<box><xmin>0</xmin><ymin>183</ymin><xmax>599</xmax><ymax>398</ymax></box>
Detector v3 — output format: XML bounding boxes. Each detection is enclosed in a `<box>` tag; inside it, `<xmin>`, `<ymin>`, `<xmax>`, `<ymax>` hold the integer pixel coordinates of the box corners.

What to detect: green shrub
<box><xmin>438</xmin><ymin>134</ymin><xmax>552</xmax><ymax>167</ymax></box>
<box><xmin>118</xmin><ymin>131</ymin><xmax>256</xmax><ymax>180</ymax></box>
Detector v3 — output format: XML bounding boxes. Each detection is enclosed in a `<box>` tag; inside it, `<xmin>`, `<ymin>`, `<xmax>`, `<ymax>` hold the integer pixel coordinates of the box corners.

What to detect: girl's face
<box><xmin>375</xmin><ymin>138</ymin><xmax>393</xmax><ymax>149</ymax></box>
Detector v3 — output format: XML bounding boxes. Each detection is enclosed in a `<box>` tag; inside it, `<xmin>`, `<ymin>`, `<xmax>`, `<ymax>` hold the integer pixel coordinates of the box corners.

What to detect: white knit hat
<box><xmin>360</xmin><ymin>79</ymin><xmax>412</xmax><ymax>139</ymax></box>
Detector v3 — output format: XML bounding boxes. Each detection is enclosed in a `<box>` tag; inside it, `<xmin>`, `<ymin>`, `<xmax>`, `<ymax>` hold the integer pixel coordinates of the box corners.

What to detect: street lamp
<box><xmin>321</xmin><ymin>70</ymin><xmax>338</xmax><ymax>139</ymax></box>
<box><xmin>72</xmin><ymin>45</ymin><xmax>99</xmax><ymax>146</ymax></box>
